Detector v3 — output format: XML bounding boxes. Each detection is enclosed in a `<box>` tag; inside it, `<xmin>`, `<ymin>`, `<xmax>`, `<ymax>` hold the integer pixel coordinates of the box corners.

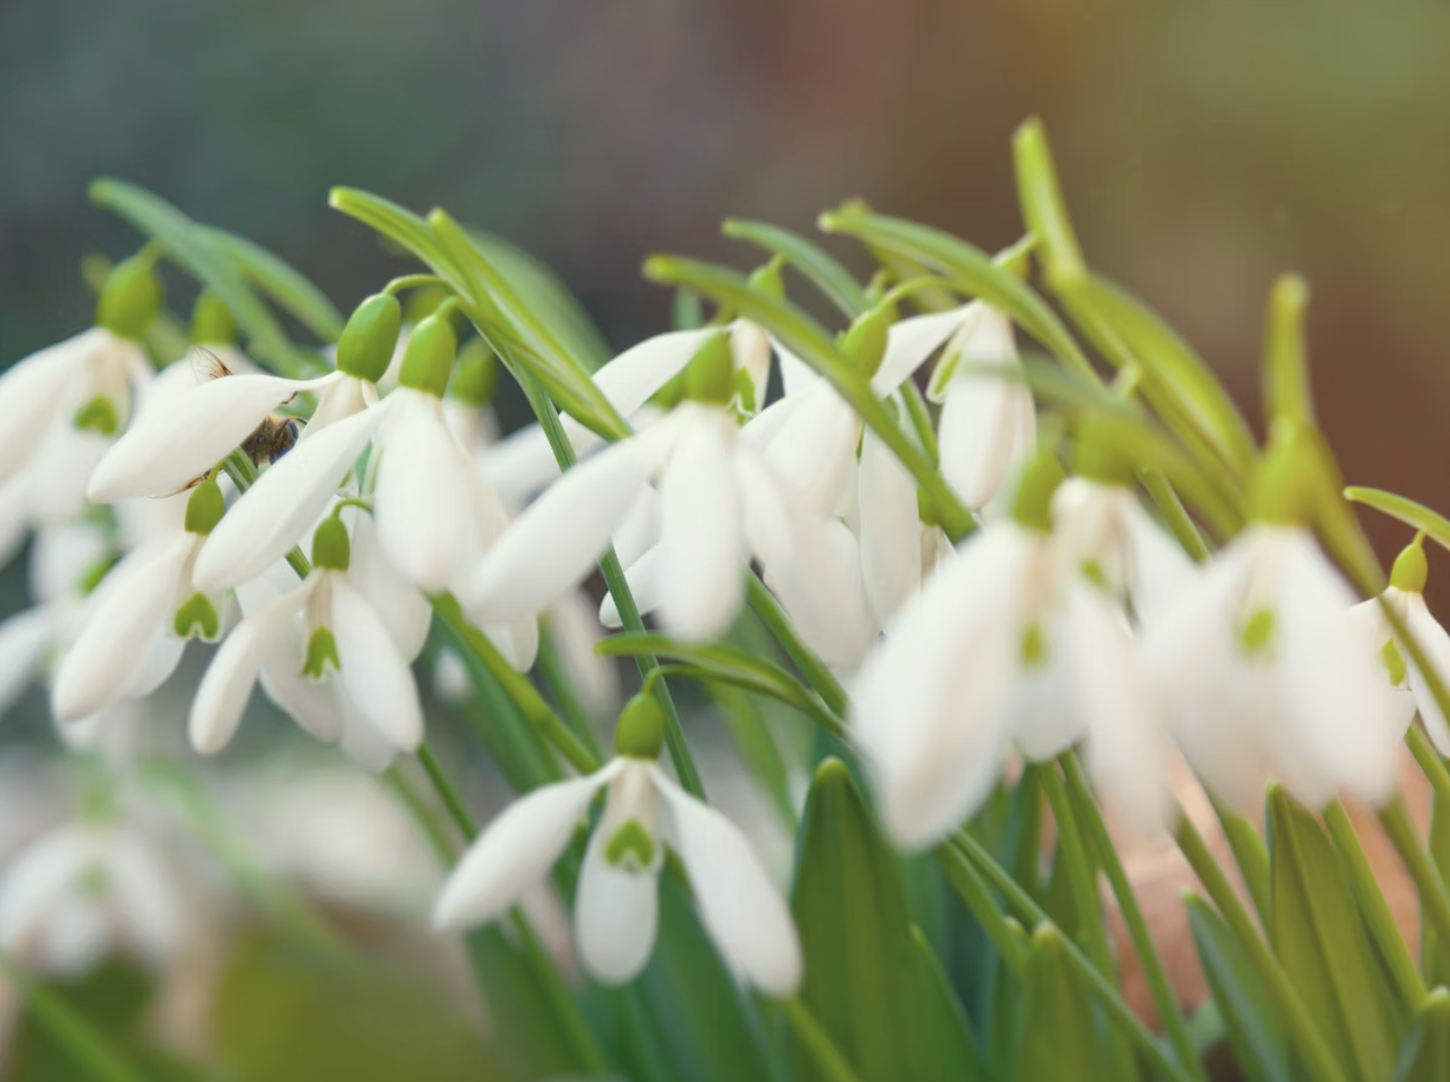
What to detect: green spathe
<box><xmin>615</xmin><ymin>694</ymin><xmax>666</xmax><ymax>760</ymax></box>
<box><xmin>398</xmin><ymin>313</ymin><xmax>456</xmax><ymax>396</ymax></box>
<box><xmin>684</xmin><ymin>333</ymin><xmax>733</xmax><ymax>406</ymax></box>
<box><xmin>94</xmin><ymin>256</ymin><xmax>163</xmax><ymax>341</ymax></box>
<box><xmin>185</xmin><ymin>477</ymin><xmax>226</xmax><ymax>535</ymax></box>
<box><xmin>311</xmin><ymin>516</ymin><xmax>351</xmax><ymax>571</ymax></box>
<box><xmin>336</xmin><ymin>293</ymin><xmax>403</xmax><ymax>383</ymax></box>
<box><xmin>191</xmin><ymin>290</ymin><xmax>237</xmax><ymax>345</ymax></box>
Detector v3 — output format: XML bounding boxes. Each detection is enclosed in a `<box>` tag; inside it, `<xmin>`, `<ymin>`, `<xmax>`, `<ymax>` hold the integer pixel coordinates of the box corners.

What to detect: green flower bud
<box><xmin>336</xmin><ymin>294</ymin><xmax>403</xmax><ymax>383</ymax></box>
<box><xmin>614</xmin><ymin>693</ymin><xmax>666</xmax><ymax>760</ymax></box>
<box><xmin>398</xmin><ymin>314</ymin><xmax>456</xmax><ymax>397</ymax></box>
<box><xmin>190</xmin><ymin>291</ymin><xmax>237</xmax><ymax>345</ymax></box>
<box><xmin>747</xmin><ymin>258</ymin><xmax>785</xmax><ymax>300</ymax></box>
<box><xmin>73</xmin><ymin>396</ymin><xmax>121</xmax><ymax>437</ymax></box>
<box><xmin>184</xmin><ymin>477</ymin><xmax>226</xmax><ymax>535</ymax></box>
<box><xmin>684</xmin><ymin>332</ymin><xmax>734</xmax><ymax>406</ymax></box>
<box><xmin>448</xmin><ymin>338</ymin><xmax>499</xmax><ymax>405</ymax></box>
<box><xmin>1011</xmin><ymin>450</ymin><xmax>1065</xmax><ymax>533</ymax></box>
<box><xmin>95</xmin><ymin>257</ymin><xmax>164</xmax><ymax>341</ymax></box>
<box><xmin>840</xmin><ymin>303</ymin><xmax>894</xmax><ymax>381</ymax></box>
<box><xmin>1391</xmin><ymin>537</ymin><xmax>1429</xmax><ymax>594</ymax></box>
<box><xmin>302</xmin><ymin>627</ymin><xmax>340</xmax><ymax>680</ymax></box>
<box><xmin>311</xmin><ymin>515</ymin><xmax>351</xmax><ymax>571</ymax></box>
<box><xmin>173</xmin><ymin>593</ymin><xmax>220</xmax><ymax>641</ymax></box>
<box><xmin>1251</xmin><ymin>434</ymin><xmax>1317</xmax><ymax>527</ymax></box>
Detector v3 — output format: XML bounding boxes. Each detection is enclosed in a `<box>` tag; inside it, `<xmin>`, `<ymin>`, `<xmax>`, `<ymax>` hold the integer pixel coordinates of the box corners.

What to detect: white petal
<box><xmin>257</xmin><ymin>617</ymin><xmax>345</xmax><ymax>746</ymax></box>
<box><xmin>347</xmin><ymin>509</ymin><xmax>431</xmax><ymax>661</ymax></box>
<box><xmin>0</xmin><ymin>330</ymin><xmax>96</xmax><ymax>487</ymax></box>
<box><xmin>771</xmin><ymin>335</ymin><xmax>818</xmax><ymax>398</ymax></box>
<box><xmin>482</xmin><ymin>424</ymin><xmax>562</xmax><ymax>507</ymax></box>
<box><xmin>729</xmin><ymin>322</ymin><xmax>773</xmax><ymax>415</ymax></box>
<box><xmin>741</xmin><ymin>385</ymin><xmax>814</xmax><ymax>449</ymax></box>
<box><xmin>0</xmin><ymin>607</ymin><xmax>57</xmax><ymax>717</ymax></box>
<box><xmin>190</xmin><ymin>580</ymin><xmax>313</xmax><ymax>754</ymax></box>
<box><xmin>103</xmin><ymin>833</ymin><xmax>182</xmax><ymax>965</ymax></box>
<box><xmin>600</xmin><ymin>544</ymin><xmax>665</xmax><ymax>628</ymax></box>
<box><xmin>51</xmin><ymin>537</ymin><xmax>190</xmax><ymax>721</ymax></box>
<box><xmin>303</xmin><ymin>374</ymin><xmax>369</xmax><ymax>435</ymax></box>
<box><xmin>88</xmin><ymin>370</ymin><xmax>337</xmax><ymax>502</ymax></box>
<box><xmin>331</xmin><ymin>574</ymin><xmax>425</xmax><ymax>752</ymax></box>
<box><xmin>478</xmin><ymin>615</ymin><xmax>540</xmax><ymax>673</ymax></box>
<box><xmin>869</xmin><ymin>307</ymin><xmax>967</xmax><ymax>397</ymax></box>
<box><xmin>547</xmin><ymin>592</ymin><xmax>619</xmax><ymax>719</ymax></box>
<box><xmin>29</xmin><ymin>523</ymin><xmax>109</xmax><ymax>605</ymax></box>
<box><xmin>0</xmin><ymin>826</ymin><xmax>99</xmax><ymax>951</ymax></box>
<box><xmin>1122</xmin><ymin>497</ymin><xmax>1198</xmax><ymax>626</ymax></box>
<box><xmin>338</xmin><ymin>693</ymin><xmax>404</xmax><ymax>773</ymax></box>
<box><xmin>758</xmin><ymin>380</ymin><xmax>859</xmax><ymax>515</ymax></box>
<box><xmin>1404</xmin><ymin>593</ymin><xmax>1450</xmax><ymax>756</ymax></box>
<box><xmin>652</xmin><ymin>766</ymin><xmax>803</xmax><ymax>995</ymax></box>
<box><xmin>468</xmin><ymin>421</ymin><xmax>680</xmax><ymax>623</ymax></box>
<box><xmin>764</xmin><ymin>517</ymin><xmax>875</xmax><ymax>671</ymax></box>
<box><xmin>938</xmin><ymin>354</ymin><xmax>1032</xmax><ymax>511</ymax></box>
<box><xmin>432</xmin><ymin>761</ymin><xmax>621</xmax><ymax>931</ymax></box>
<box><xmin>858</xmin><ymin>426</ymin><xmax>923</xmax><ymax>628</ymax></box>
<box><xmin>26</xmin><ymin>422</ymin><xmax>110</xmax><ymax>526</ymax></box>
<box><xmin>124</xmin><ymin>631</ymin><xmax>186</xmax><ymax>700</ymax></box>
<box><xmin>613</xmin><ymin>487</ymin><xmax>661</xmax><ymax>571</ymax></box>
<box><xmin>194</xmin><ymin>404</ymin><xmax>385</xmax><ymax>591</ymax></box>
<box><xmin>373</xmin><ymin>392</ymin><xmax>471</xmax><ymax>591</ymax></box>
<box><xmin>658</xmin><ymin>408</ymin><xmax>745</xmax><ymax>640</ymax></box>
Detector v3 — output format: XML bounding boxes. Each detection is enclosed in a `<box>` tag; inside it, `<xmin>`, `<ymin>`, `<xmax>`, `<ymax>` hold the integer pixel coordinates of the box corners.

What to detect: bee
<box><xmin>161</xmin><ymin>348</ymin><xmax>306</xmax><ymax>496</ymax></box>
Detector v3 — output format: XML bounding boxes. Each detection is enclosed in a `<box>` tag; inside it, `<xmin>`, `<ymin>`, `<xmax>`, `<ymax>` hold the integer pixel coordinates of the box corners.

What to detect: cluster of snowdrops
<box><xmin>5</xmin><ymin>122</ymin><xmax>1450</xmax><ymax>1081</ymax></box>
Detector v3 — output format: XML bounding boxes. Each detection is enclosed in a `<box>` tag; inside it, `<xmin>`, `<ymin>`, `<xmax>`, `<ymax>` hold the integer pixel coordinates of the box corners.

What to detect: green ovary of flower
<box><xmin>605</xmin><ymin>819</ymin><xmax>656</xmax><ymax>870</ymax></box>
<box><xmin>174</xmin><ymin>593</ymin><xmax>220</xmax><ymax>641</ymax></box>
<box><xmin>302</xmin><ymin>626</ymin><xmax>341</xmax><ymax>680</ymax></box>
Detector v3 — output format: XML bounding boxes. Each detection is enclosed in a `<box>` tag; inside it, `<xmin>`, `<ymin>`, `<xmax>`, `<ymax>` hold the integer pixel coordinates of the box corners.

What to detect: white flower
<box><xmin>189</xmin><ymin>513</ymin><xmax>426</xmax><ymax>771</ymax></box>
<box><xmin>0</xmin><ymin>821</ymin><xmax>185</xmax><ymax>976</ymax></box>
<box><xmin>852</xmin><ymin>512</ymin><xmax>1162</xmax><ymax>849</ymax></box>
<box><xmin>432</xmin><ymin>698</ymin><xmax>801</xmax><ymax>993</ymax></box>
<box><xmin>1146</xmin><ymin>523</ymin><xmax>1401</xmax><ymax>810</ymax></box>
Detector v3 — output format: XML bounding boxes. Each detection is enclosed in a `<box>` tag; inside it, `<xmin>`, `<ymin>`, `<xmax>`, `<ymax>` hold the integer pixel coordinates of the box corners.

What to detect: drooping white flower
<box><xmin>432</xmin><ymin>696</ymin><xmax>801</xmax><ymax>994</ymax></box>
<box><xmin>851</xmin><ymin>458</ymin><xmax>1163</xmax><ymax>848</ymax></box>
<box><xmin>87</xmin><ymin>293</ymin><xmax>402</xmax><ymax>504</ymax></box>
<box><xmin>1147</xmin><ymin>521</ymin><xmax>1401</xmax><ymax>811</ymax></box>
<box><xmin>0</xmin><ymin>820</ymin><xmax>185</xmax><ymax>976</ymax></box>
<box><xmin>467</xmin><ymin>342</ymin><xmax>873</xmax><ymax>662</ymax></box>
<box><xmin>1349</xmin><ymin>536</ymin><xmax>1450</xmax><ymax>755</ymax></box>
<box><xmin>189</xmin><ymin>513</ymin><xmax>426</xmax><ymax>771</ymax></box>
<box><xmin>50</xmin><ymin>477</ymin><xmax>234</xmax><ymax>724</ymax></box>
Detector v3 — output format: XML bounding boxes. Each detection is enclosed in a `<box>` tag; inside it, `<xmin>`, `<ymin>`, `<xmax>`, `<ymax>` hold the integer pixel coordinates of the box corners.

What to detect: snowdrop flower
<box><xmin>851</xmin><ymin>454</ymin><xmax>1164</xmax><ymax>848</ymax></box>
<box><xmin>467</xmin><ymin>339</ymin><xmax>872</xmax><ymax>662</ymax></box>
<box><xmin>0</xmin><ymin>819</ymin><xmax>185</xmax><ymax>976</ymax></box>
<box><xmin>88</xmin><ymin>293</ymin><xmax>401</xmax><ymax>503</ymax></box>
<box><xmin>50</xmin><ymin>476</ymin><xmax>233</xmax><ymax>723</ymax></box>
<box><xmin>484</xmin><ymin>320</ymin><xmax>773</xmax><ymax>506</ymax></box>
<box><xmin>1146</xmin><ymin>443</ymin><xmax>1401</xmax><ymax>810</ymax></box>
<box><xmin>1350</xmin><ymin>536</ymin><xmax>1450</xmax><ymax>755</ymax></box>
<box><xmin>433</xmin><ymin>695</ymin><xmax>802</xmax><ymax>993</ymax></box>
<box><xmin>189</xmin><ymin>512</ymin><xmax>425</xmax><ymax>771</ymax></box>
<box><xmin>0</xmin><ymin>258</ymin><xmax>160</xmax><ymax>498</ymax></box>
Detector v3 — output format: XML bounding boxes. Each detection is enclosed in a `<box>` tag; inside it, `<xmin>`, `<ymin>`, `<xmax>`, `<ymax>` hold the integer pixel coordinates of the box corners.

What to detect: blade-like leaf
<box><xmin>723</xmin><ymin>218</ymin><xmax>868</xmax><ymax>318</ymax></box>
<box><xmin>911</xmin><ymin>928</ymin><xmax>988</xmax><ymax>1082</ymax></box>
<box><xmin>1019</xmin><ymin>926</ymin><xmax>1110</xmax><ymax>1082</ymax></box>
<box><xmin>1345</xmin><ymin>486</ymin><xmax>1450</xmax><ymax>556</ymax></box>
<box><xmin>1393</xmin><ymin>989</ymin><xmax>1450</xmax><ymax>1082</ymax></box>
<box><xmin>199</xmin><ymin>226</ymin><xmax>345</xmax><ymax>342</ymax></box>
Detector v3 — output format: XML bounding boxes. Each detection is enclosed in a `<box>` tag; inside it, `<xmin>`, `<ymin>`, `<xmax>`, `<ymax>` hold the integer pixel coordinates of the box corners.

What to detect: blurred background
<box><xmin>3</xmin><ymin>1</ymin><xmax>1450</xmax><ymax>1077</ymax></box>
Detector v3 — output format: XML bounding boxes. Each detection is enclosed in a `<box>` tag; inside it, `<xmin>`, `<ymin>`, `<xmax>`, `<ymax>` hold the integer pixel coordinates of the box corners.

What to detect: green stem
<box><xmin>1060</xmin><ymin>755</ymin><xmax>1208</xmax><ymax>1082</ymax></box>
<box><xmin>384</xmin><ymin>273</ymin><xmax>447</xmax><ymax>296</ymax></box>
<box><xmin>934</xmin><ymin>843</ymin><xmax>1029</xmax><ymax>973</ymax></box>
<box><xmin>780</xmin><ymin>998</ymin><xmax>868</xmax><ymax>1082</ymax></box>
<box><xmin>1173</xmin><ymin>813</ymin><xmax>1349</xmax><ymax>1082</ymax></box>
<box><xmin>0</xmin><ymin>953</ymin><xmax>151</xmax><ymax>1082</ymax></box>
<box><xmin>1379</xmin><ymin>796</ymin><xmax>1450</xmax><ymax>965</ymax></box>
<box><xmin>536</xmin><ymin>623</ymin><xmax>606</xmax><ymax>761</ymax></box>
<box><xmin>417</xmin><ymin>743</ymin><xmax>477</xmax><ymax>835</ymax></box>
<box><xmin>1321</xmin><ymin>799</ymin><xmax>1426</xmax><ymax>1009</ymax></box>
<box><xmin>1205</xmin><ymin>791</ymin><xmax>1273</xmax><ymax>929</ymax></box>
<box><xmin>1408</xmin><ymin>725</ymin><xmax>1450</xmax><ymax>802</ymax></box>
<box><xmin>745</xmin><ymin>574</ymin><xmax>848</xmax><ymax>716</ymax></box>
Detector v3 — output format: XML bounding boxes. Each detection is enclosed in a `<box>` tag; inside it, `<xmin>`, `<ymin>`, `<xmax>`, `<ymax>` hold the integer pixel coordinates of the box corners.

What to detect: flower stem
<box><xmin>1059</xmin><ymin>754</ymin><xmax>1208</xmax><ymax>1082</ymax></box>
<box><xmin>780</xmin><ymin>998</ymin><xmax>867</xmax><ymax>1082</ymax></box>
<box><xmin>417</xmin><ymin>742</ymin><xmax>477</xmax><ymax>835</ymax></box>
<box><xmin>0</xmin><ymin>953</ymin><xmax>150</xmax><ymax>1082</ymax></box>
<box><xmin>745</xmin><ymin>573</ymin><xmax>848</xmax><ymax>716</ymax></box>
<box><xmin>1172</xmin><ymin>812</ymin><xmax>1349</xmax><ymax>1082</ymax></box>
<box><xmin>1379</xmin><ymin>795</ymin><xmax>1450</xmax><ymax>966</ymax></box>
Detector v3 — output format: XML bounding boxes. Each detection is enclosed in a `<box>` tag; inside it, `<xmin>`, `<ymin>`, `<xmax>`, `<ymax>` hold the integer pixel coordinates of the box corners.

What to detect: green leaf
<box><xmin>88</xmin><ymin>180</ymin><xmax>319</xmax><ymax>379</ymax></box>
<box><xmin>790</xmin><ymin>758</ymin><xmax>944</xmax><ymax>1082</ymax></box>
<box><xmin>1011</xmin><ymin>117</ymin><xmax>1087</xmax><ymax>284</ymax></box>
<box><xmin>1393</xmin><ymin>988</ymin><xmax>1450</xmax><ymax>1082</ymax></box>
<box><xmin>1186</xmin><ymin>893</ymin><xmax>1292</xmax><ymax>1082</ymax></box>
<box><xmin>596</xmin><ymin>632</ymin><xmax>845</xmax><ymax>739</ymax></box>
<box><xmin>1424</xmin><ymin>791</ymin><xmax>1450</xmax><ymax>985</ymax></box>
<box><xmin>1020</xmin><ymin>926</ymin><xmax>1108</xmax><ymax>1082</ymax></box>
<box><xmin>1345</xmin><ymin>486</ymin><xmax>1450</xmax><ymax>557</ymax></box>
<box><xmin>328</xmin><ymin>187</ymin><xmax>459</xmax><ymax>273</ymax></box>
<box><xmin>722</xmin><ymin>218</ymin><xmax>868</xmax><ymax>318</ymax></box>
<box><xmin>818</xmin><ymin>206</ymin><xmax>1096</xmax><ymax>381</ymax></box>
<box><xmin>1268</xmin><ymin>785</ymin><xmax>1405</xmax><ymax>1082</ymax></box>
<box><xmin>911</xmin><ymin>929</ymin><xmax>988</xmax><ymax>1082</ymax></box>
<box><xmin>199</xmin><ymin>226</ymin><xmax>345</xmax><ymax>342</ymax></box>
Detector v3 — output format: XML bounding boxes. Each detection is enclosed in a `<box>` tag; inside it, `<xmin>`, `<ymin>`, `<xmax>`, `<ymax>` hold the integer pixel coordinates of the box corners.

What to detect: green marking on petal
<box><xmin>604</xmin><ymin>819</ymin><xmax>656</xmax><ymax>870</ymax></box>
<box><xmin>73</xmin><ymin>396</ymin><xmax>121</xmax><ymax>437</ymax></box>
<box><xmin>1079</xmin><ymin>558</ymin><xmax>1110</xmax><ymax>592</ymax></box>
<box><xmin>1239</xmin><ymin>607</ymin><xmax>1276</xmax><ymax>658</ymax></box>
<box><xmin>174</xmin><ymin>592</ymin><xmax>221</xmax><ymax>641</ymax></box>
<box><xmin>732</xmin><ymin>364</ymin><xmax>757</xmax><ymax>415</ymax></box>
<box><xmin>1021</xmin><ymin>623</ymin><xmax>1049</xmax><ymax>667</ymax></box>
<box><xmin>302</xmin><ymin>626</ymin><xmax>340</xmax><ymax>680</ymax></box>
<box><xmin>1382</xmin><ymin>638</ymin><xmax>1409</xmax><ymax>689</ymax></box>
<box><xmin>77</xmin><ymin>554</ymin><xmax>120</xmax><ymax>597</ymax></box>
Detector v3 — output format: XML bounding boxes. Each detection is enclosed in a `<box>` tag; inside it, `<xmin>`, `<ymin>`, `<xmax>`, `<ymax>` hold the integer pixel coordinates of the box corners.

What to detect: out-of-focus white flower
<box><xmin>0</xmin><ymin>820</ymin><xmax>185</xmax><ymax>976</ymax></box>
<box><xmin>433</xmin><ymin>696</ymin><xmax>801</xmax><ymax>994</ymax></box>
<box><xmin>190</xmin><ymin>513</ymin><xmax>426</xmax><ymax>771</ymax></box>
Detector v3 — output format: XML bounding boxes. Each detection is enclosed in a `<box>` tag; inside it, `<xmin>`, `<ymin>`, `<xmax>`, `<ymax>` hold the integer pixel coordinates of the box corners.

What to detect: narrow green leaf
<box><xmin>199</xmin><ymin>226</ymin><xmax>345</xmax><ymax>342</ymax></box>
<box><xmin>791</xmin><ymin>759</ymin><xmax>940</xmax><ymax>1082</ymax></box>
<box><xmin>1345</xmin><ymin>487</ymin><xmax>1450</xmax><ymax>556</ymax></box>
<box><xmin>723</xmin><ymin>218</ymin><xmax>868</xmax><ymax>317</ymax></box>
<box><xmin>1185</xmin><ymin>894</ymin><xmax>1292</xmax><ymax>1082</ymax></box>
<box><xmin>1393</xmin><ymin>988</ymin><xmax>1450</xmax><ymax>1082</ymax></box>
<box><xmin>1269</xmin><ymin>785</ymin><xmax>1404</xmax><ymax>1081</ymax></box>
<box><xmin>1011</xmin><ymin>116</ymin><xmax>1087</xmax><ymax>284</ymax></box>
<box><xmin>329</xmin><ymin>187</ymin><xmax>459</xmax><ymax>275</ymax></box>
<box><xmin>1020</xmin><ymin>926</ymin><xmax>1109</xmax><ymax>1082</ymax></box>
<box><xmin>911</xmin><ymin>929</ymin><xmax>988</xmax><ymax>1082</ymax></box>
<box><xmin>90</xmin><ymin>180</ymin><xmax>319</xmax><ymax>378</ymax></box>
<box><xmin>1425</xmin><ymin>791</ymin><xmax>1450</xmax><ymax>985</ymax></box>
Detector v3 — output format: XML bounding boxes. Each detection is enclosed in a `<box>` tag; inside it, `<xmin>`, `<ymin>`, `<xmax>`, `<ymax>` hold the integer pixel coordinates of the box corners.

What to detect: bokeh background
<box><xmin>3</xmin><ymin>2</ymin><xmax>1450</xmax><ymax>1077</ymax></box>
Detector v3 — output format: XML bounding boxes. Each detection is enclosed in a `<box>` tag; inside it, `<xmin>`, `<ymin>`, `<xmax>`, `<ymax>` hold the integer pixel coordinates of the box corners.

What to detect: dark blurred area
<box><xmin>3</xmin><ymin>0</ymin><xmax>1449</xmax><ymax>560</ymax></box>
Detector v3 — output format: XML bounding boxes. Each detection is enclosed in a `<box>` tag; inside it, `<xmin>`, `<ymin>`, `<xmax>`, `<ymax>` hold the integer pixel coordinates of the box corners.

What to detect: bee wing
<box><xmin>189</xmin><ymin>345</ymin><xmax>234</xmax><ymax>384</ymax></box>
